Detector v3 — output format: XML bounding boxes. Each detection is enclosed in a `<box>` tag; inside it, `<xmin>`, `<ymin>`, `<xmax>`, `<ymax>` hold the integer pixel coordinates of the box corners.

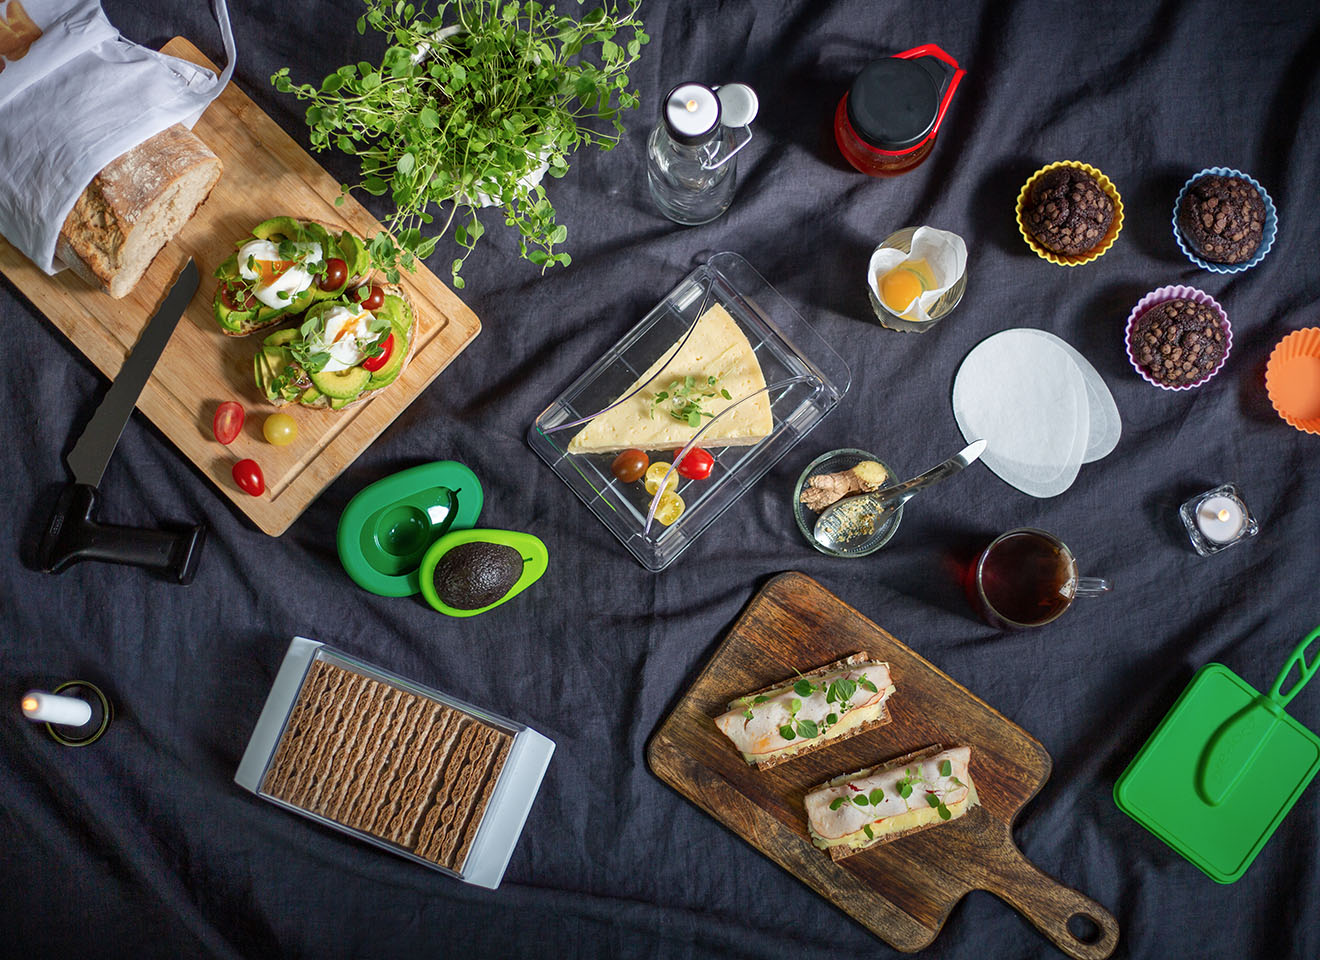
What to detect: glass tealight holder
<box><xmin>1179</xmin><ymin>483</ymin><xmax>1259</xmax><ymax>556</ymax></box>
<box><xmin>868</xmin><ymin>226</ymin><xmax>967</xmax><ymax>332</ymax></box>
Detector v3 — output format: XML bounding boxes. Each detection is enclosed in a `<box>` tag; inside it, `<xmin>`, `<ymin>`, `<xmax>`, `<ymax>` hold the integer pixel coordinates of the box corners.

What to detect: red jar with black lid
<box><xmin>834</xmin><ymin>44</ymin><xmax>965</xmax><ymax>177</ymax></box>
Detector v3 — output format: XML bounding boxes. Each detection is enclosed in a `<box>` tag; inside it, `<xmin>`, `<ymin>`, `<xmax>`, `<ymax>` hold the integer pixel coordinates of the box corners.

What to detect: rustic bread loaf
<box><xmin>56</xmin><ymin>124</ymin><xmax>222</xmax><ymax>298</ymax></box>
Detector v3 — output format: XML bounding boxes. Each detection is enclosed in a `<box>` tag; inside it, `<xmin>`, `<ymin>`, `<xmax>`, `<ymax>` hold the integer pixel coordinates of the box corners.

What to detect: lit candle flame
<box><xmin>685</xmin><ymin>99</ymin><xmax>698</xmax><ymax>112</ymax></box>
<box><xmin>1217</xmin><ymin>508</ymin><xmax>1231</xmax><ymax>522</ymax></box>
<box><xmin>21</xmin><ymin>696</ymin><xmax>38</xmax><ymax>713</ymax></box>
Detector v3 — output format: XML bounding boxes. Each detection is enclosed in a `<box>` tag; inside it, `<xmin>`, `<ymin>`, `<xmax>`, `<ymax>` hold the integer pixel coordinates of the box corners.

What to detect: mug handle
<box><xmin>1075</xmin><ymin>577</ymin><xmax>1112</xmax><ymax>597</ymax></box>
<box><xmin>893</xmin><ymin>43</ymin><xmax>966</xmax><ymax>141</ymax></box>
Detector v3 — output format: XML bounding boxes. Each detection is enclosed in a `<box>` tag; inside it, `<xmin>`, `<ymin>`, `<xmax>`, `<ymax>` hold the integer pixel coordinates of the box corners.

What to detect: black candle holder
<box><xmin>43</xmin><ymin>680</ymin><xmax>112</xmax><ymax>747</ymax></box>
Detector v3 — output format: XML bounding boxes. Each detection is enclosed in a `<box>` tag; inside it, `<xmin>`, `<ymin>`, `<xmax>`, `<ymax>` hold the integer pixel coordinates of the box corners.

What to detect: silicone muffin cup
<box><xmin>1265</xmin><ymin>328</ymin><xmax>1320</xmax><ymax>434</ymax></box>
<box><xmin>1173</xmin><ymin>167</ymin><xmax>1277</xmax><ymax>274</ymax></box>
<box><xmin>1124</xmin><ymin>285</ymin><xmax>1232</xmax><ymax>391</ymax></box>
<box><xmin>1016</xmin><ymin>161</ymin><xmax>1124</xmax><ymax>266</ymax></box>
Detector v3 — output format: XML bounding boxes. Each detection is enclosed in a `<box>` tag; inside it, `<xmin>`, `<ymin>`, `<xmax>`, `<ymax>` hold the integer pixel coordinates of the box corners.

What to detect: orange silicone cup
<box><xmin>1265</xmin><ymin>328</ymin><xmax>1320</xmax><ymax>435</ymax></box>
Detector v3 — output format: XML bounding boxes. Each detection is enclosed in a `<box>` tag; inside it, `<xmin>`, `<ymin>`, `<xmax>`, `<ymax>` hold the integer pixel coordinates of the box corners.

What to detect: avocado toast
<box><xmin>254</xmin><ymin>286</ymin><xmax>417</xmax><ymax>410</ymax></box>
<box><xmin>214</xmin><ymin>216</ymin><xmax>372</xmax><ymax>336</ymax></box>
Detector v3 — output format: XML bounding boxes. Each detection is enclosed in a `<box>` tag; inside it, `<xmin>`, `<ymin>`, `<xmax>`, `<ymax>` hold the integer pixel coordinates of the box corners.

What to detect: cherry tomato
<box><xmin>361</xmin><ymin>332</ymin><xmax>394</xmax><ymax>373</ymax></box>
<box><xmin>318</xmin><ymin>257</ymin><xmax>348</xmax><ymax>291</ymax></box>
<box><xmin>653</xmin><ymin>491</ymin><xmax>685</xmax><ymax>526</ymax></box>
<box><xmin>212</xmin><ymin>401</ymin><xmax>245</xmax><ymax>445</ymax></box>
<box><xmin>611</xmin><ymin>448</ymin><xmax>649</xmax><ymax>483</ymax></box>
<box><xmin>232</xmin><ymin>458</ymin><xmax>265</xmax><ymax>496</ymax></box>
<box><xmin>673</xmin><ymin>446</ymin><xmax>714</xmax><ymax>480</ymax></box>
<box><xmin>262</xmin><ymin>413</ymin><xmax>298</xmax><ymax>446</ymax></box>
<box><xmin>644</xmin><ymin>461</ymin><xmax>677</xmax><ymax>496</ymax></box>
<box><xmin>220</xmin><ymin>283</ymin><xmax>257</xmax><ymax>311</ymax></box>
<box><xmin>356</xmin><ymin>284</ymin><xmax>385</xmax><ymax>310</ymax></box>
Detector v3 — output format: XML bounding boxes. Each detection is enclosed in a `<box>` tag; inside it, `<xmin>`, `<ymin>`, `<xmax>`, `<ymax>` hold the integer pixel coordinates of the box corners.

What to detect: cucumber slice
<box><xmin>310</xmin><ymin>365</ymin><xmax>371</xmax><ymax>400</ymax></box>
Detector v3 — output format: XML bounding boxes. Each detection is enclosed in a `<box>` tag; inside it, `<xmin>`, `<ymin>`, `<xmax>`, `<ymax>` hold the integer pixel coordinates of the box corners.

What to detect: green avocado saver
<box><xmin>419</xmin><ymin>529</ymin><xmax>548</xmax><ymax>617</ymax></box>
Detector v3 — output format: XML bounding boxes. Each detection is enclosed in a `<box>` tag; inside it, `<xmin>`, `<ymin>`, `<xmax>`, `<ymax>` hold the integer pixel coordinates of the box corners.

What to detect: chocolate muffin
<box><xmin>1177</xmin><ymin>173</ymin><xmax>1266</xmax><ymax>265</ymax></box>
<box><xmin>1022</xmin><ymin>167</ymin><xmax>1115</xmax><ymax>256</ymax></box>
<box><xmin>1131</xmin><ymin>298</ymin><xmax>1226</xmax><ymax>386</ymax></box>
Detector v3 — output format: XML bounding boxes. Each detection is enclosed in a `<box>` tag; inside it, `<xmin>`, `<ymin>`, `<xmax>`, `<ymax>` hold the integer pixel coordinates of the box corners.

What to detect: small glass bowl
<box><xmin>868</xmin><ymin>226</ymin><xmax>967</xmax><ymax>332</ymax></box>
<box><xmin>793</xmin><ymin>448</ymin><xmax>902</xmax><ymax>557</ymax></box>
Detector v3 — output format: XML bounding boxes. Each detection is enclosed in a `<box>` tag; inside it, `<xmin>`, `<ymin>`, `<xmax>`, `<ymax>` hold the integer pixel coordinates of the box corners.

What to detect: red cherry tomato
<box><xmin>673</xmin><ymin>447</ymin><xmax>714</xmax><ymax>480</ymax></box>
<box><xmin>220</xmin><ymin>283</ymin><xmax>257</xmax><ymax>311</ymax></box>
<box><xmin>212</xmin><ymin>401</ymin><xmax>245</xmax><ymax>445</ymax></box>
<box><xmin>232</xmin><ymin>458</ymin><xmax>265</xmax><ymax>496</ymax></box>
<box><xmin>611</xmin><ymin>448</ymin><xmax>649</xmax><ymax>483</ymax></box>
<box><xmin>356</xmin><ymin>284</ymin><xmax>385</xmax><ymax>310</ymax></box>
<box><xmin>319</xmin><ymin>257</ymin><xmax>348</xmax><ymax>291</ymax></box>
<box><xmin>361</xmin><ymin>332</ymin><xmax>394</xmax><ymax>373</ymax></box>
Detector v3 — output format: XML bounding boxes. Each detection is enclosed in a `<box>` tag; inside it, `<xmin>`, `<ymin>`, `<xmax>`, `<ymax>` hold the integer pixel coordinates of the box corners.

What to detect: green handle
<box><xmin>1269</xmin><ymin>625</ymin><xmax>1320</xmax><ymax>708</ymax></box>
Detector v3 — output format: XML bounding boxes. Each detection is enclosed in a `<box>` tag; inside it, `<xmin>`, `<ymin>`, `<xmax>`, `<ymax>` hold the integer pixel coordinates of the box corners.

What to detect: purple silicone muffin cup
<box><xmin>1173</xmin><ymin>167</ymin><xmax>1277</xmax><ymax>274</ymax></box>
<box><xmin>1124</xmin><ymin>285</ymin><xmax>1232</xmax><ymax>391</ymax></box>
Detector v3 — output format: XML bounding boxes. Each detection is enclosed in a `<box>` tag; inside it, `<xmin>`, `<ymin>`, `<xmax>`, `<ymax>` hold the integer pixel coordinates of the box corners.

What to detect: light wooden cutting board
<box><xmin>0</xmin><ymin>38</ymin><xmax>481</xmax><ymax>536</ymax></box>
<box><xmin>648</xmin><ymin>573</ymin><xmax>1120</xmax><ymax>958</ymax></box>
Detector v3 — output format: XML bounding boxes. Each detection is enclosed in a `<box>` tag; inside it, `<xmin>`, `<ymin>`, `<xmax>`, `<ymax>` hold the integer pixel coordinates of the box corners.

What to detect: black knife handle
<box><xmin>37</xmin><ymin>484</ymin><xmax>207</xmax><ymax>585</ymax></box>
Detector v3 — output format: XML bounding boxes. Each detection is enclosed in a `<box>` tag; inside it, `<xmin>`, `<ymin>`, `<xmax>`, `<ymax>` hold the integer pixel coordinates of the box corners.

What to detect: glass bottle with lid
<box><xmin>834</xmin><ymin>44</ymin><xmax>965</xmax><ymax>177</ymax></box>
<box><xmin>647</xmin><ymin>82</ymin><xmax>757</xmax><ymax>225</ymax></box>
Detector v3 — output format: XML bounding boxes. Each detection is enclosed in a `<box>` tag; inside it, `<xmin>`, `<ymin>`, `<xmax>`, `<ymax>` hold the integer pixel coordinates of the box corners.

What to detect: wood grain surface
<box><xmin>0</xmin><ymin>38</ymin><xmax>481</xmax><ymax>536</ymax></box>
<box><xmin>647</xmin><ymin>572</ymin><xmax>1119</xmax><ymax>958</ymax></box>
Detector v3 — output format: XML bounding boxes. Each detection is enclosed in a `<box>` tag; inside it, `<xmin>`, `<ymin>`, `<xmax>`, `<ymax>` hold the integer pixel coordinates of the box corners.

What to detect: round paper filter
<box><xmin>1021</xmin><ymin>329</ymin><xmax>1121</xmax><ymax>463</ymax></box>
<box><xmin>953</xmin><ymin>330</ymin><xmax>1090</xmax><ymax>498</ymax></box>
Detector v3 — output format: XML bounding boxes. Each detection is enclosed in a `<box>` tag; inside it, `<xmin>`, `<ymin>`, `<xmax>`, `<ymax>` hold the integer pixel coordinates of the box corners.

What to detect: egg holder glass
<box><xmin>527</xmin><ymin>252</ymin><xmax>851</xmax><ymax>571</ymax></box>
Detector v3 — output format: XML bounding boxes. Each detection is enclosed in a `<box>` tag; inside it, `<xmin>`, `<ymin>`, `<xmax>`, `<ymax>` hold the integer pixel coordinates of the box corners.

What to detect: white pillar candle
<box><xmin>1196</xmin><ymin>495</ymin><xmax>1246</xmax><ymax>544</ymax></box>
<box><xmin>21</xmin><ymin>690</ymin><xmax>92</xmax><ymax>727</ymax></box>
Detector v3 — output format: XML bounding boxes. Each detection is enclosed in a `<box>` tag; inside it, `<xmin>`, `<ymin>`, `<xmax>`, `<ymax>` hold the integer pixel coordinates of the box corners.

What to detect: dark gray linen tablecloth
<box><xmin>3</xmin><ymin>1</ymin><xmax>1318</xmax><ymax>957</ymax></box>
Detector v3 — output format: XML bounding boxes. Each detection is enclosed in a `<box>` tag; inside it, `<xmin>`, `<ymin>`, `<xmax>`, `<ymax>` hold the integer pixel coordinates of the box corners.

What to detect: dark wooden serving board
<box><xmin>647</xmin><ymin>573</ymin><xmax>1119</xmax><ymax>958</ymax></box>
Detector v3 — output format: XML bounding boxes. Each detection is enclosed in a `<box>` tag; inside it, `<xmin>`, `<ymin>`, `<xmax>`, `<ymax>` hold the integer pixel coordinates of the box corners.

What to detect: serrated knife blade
<box><xmin>65</xmin><ymin>259</ymin><xmax>199</xmax><ymax>487</ymax></box>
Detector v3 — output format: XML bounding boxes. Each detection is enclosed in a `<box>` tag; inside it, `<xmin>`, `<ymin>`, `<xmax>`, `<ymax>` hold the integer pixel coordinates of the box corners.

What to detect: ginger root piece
<box><xmin>799</xmin><ymin>461</ymin><xmax>888</xmax><ymax>512</ymax></box>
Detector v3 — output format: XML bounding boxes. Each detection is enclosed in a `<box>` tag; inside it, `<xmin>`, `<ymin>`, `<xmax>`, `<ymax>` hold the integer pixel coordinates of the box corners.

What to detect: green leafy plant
<box><xmin>273</xmin><ymin>0</ymin><xmax>649</xmax><ymax>288</ymax></box>
<box><xmin>650</xmin><ymin>375</ymin><xmax>730</xmax><ymax>427</ymax></box>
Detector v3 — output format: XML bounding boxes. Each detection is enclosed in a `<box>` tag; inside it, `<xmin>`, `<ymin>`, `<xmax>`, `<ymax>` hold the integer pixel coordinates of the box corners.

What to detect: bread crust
<box><xmin>57</xmin><ymin>124</ymin><xmax>222</xmax><ymax>298</ymax></box>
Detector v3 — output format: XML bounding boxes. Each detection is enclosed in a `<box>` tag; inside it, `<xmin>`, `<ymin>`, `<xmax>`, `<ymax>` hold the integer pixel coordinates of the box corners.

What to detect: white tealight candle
<box><xmin>21</xmin><ymin>690</ymin><xmax>92</xmax><ymax>727</ymax></box>
<box><xmin>1196</xmin><ymin>495</ymin><xmax>1246</xmax><ymax>544</ymax></box>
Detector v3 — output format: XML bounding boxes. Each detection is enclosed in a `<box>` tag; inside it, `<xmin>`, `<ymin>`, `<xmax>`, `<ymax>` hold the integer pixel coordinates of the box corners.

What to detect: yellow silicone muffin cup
<box><xmin>1016</xmin><ymin>161</ymin><xmax>1124</xmax><ymax>266</ymax></box>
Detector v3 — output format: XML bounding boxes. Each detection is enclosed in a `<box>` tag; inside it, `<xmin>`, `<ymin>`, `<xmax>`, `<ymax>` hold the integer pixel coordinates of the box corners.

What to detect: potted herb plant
<box><xmin>273</xmin><ymin>0</ymin><xmax>648</xmax><ymax>288</ymax></box>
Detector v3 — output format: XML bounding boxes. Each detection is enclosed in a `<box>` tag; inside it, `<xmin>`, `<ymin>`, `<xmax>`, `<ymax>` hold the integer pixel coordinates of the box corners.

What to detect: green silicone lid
<box><xmin>1114</xmin><ymin>631</ymin><xmax>1320</xmax><ymax>883</ymax></box>
<box><xmin>337</xmin><ymin>461</ymin><xmax>483</xmax><ymax>597</ymax></box>
<box><xmin>418</xmin><ymin>529</ymin><xmax>548</xmax><ymax>617</ymax></box>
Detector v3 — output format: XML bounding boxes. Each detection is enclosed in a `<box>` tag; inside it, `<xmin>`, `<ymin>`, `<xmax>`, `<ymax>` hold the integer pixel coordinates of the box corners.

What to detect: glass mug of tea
<box><xmin>973</xmin><ymin>528</ymin><xmax>1111</xmax><ymax>628</ymax></box>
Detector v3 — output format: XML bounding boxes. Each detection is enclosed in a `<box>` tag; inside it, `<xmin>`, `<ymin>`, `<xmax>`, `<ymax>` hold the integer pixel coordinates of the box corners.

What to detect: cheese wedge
<box><xmin>714</xmin><ymin>655</ymin><xmax>895</xmax><ymax>768</ymax></box>
<box><xmin>567</xmin><ymin>304</ymin><xmax>774</xmax><ymax>455</ymax></box>
<box><xmin>804</xmin><ymin>746</ymin><xmax>978</xmax><ymax>860</ymax></box>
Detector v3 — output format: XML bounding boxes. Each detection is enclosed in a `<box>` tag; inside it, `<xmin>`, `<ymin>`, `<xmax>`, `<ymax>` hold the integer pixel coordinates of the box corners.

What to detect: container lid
<box><xmin>1114</xmin><ymin>662</ymin><xmax>1320</xmax><ymax>883</ymax></box>
<box><xmin>663</xmin><ymin>82</ymin><xmax>721</xmax><ymax>145</ymax></box>
<box><xmin>847</xmin><ymin>57</ymin><xmax>940</xmax><ymax>151</ymax></box>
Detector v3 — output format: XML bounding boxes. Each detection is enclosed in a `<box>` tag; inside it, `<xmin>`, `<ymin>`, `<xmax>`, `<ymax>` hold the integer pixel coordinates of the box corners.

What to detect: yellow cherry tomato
<box><xmin>644</xmin><ymin>461</ymin><xmax>677</xmax><ymax>496</ymax></box>
<box><xmin>653</xmin><ymin>491</ymin><xmax>685</xmax><ymax>526</ymax></box>
<box><xmin>262</xmin><ymin>413</ymin><xmax>298</xmax><ymax>446</ymax></box>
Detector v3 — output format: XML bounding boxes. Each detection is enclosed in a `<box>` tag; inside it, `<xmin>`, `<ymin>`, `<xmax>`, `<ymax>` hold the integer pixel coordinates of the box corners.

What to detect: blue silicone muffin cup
<box><xmin>1173</xmin><ymin>167</ymin><xmax>1277</xmax><ymax>274</ymax></box>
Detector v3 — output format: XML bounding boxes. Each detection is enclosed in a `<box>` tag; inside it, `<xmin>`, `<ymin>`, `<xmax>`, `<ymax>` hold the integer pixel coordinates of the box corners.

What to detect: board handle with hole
<box><xmin>982</xmin><ymin>838</ymin><xmax>1119</xmax><ymax>960</ymax></box>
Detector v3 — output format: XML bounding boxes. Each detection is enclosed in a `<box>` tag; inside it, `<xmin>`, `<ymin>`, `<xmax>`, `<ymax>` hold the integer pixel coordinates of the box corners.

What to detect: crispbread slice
<box><xmin>721</xmin><ymin>652</ymin><xmax>896</xmax><ymax>770</ymax></box>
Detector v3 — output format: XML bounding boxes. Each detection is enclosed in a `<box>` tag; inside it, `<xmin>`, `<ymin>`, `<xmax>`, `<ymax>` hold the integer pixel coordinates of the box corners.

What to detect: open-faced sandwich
<box><xmin>214</xmin><ymin>217</ymin><xmax>372</xmax><ymax>336</ymax></box>
<box><xmin>713</xmin><ymin>654</ymin><xmax>896</xmax><ymax>768</ymax></box>
<box><xmin>804</xmin><ymin>745</ymin><xmax>978</xmax><ymax>861</ymax></box>
<box><xmin>253</xmin><ymin>284</ymin><xmax>415</xmax><ymax>410</ymax></box>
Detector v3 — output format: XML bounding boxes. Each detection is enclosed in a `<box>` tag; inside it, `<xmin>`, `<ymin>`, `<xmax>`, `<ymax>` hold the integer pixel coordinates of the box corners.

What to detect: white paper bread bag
<box><xmin>0</xmin><ymin>0</ymin><xmax>235</xmax><ymax>275</ymax></box>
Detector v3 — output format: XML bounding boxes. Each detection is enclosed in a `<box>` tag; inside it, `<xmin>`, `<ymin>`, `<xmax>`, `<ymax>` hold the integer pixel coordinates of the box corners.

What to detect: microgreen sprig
<box><xmin>650</xmin><ymin>375</ymin><xmax>729</xmax><ymax>427</ymax></box>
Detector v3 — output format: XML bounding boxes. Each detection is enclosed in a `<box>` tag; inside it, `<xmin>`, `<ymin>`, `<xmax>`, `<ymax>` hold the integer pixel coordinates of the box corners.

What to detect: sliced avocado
<box><xmin>264</xmin><ymin>327</ymin><xmax>299</xmax><ymax>347</ymax></box>
<box><xmin>310</xmin><ymin>365</ymin><xmax>371</xmax><ymax>400</ymax></box>
<box><xmin>298</xmin><ymin>385</ymin><xmax>323</xmax><ymax>405</ymax></box>
<box><xmin>336</xmin><ymin>231</ymin><xmax>371</xmax><ymax>279</ymax></box>
<box><xmin>367</xmin><ymin>322</ymin><xmax>409</xmax><ymax>389</ymax></box>
<box><xmin>215</xmin><ymin>294</ymin><xmax>257</xmax><ymax>334</ymax></box>
<box><xmin>330</xmin><ymin>396</ymin><xmax>354</xmax><ymax>410</ymax></box>
<box><xmin>214</xmin><ymin>252</ymin><xmax>241</xmax><ymax>280</ymax></box>
<box><xmin>251</xmin><ymin>216</ymin><xmax>302</xmax><ymax>242</ymax></box>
